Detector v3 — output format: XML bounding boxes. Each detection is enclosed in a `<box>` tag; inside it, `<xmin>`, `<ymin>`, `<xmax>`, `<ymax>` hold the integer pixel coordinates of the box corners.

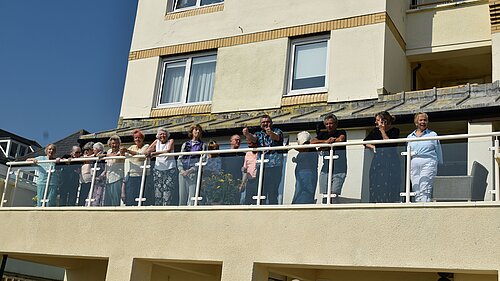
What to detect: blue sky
<box><xmin>0</xmin><ymin>0</ymin><xmax>138</xmax><ymax>146</ymax></box>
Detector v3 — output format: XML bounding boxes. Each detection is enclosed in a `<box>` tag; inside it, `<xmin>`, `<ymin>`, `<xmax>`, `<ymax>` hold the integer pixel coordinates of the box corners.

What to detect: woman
<box><xmin>177</xmin><ymin>124</ymin><xmax>207</xmax><ymax>206</ymax></box>
<box><xmin>78</xmin><ymin>142</ymin><xmax>94</xmax><ymax>206</ymax></box>
<box><xmin>104</xmin><ymin>135</ymin><xmax>125</xmax><ymax>206</ymax></box>
<box><xmin>90</xmin><ymin>142</ymin><xmax>106</xmax><ymax>206</ymax></box>
<box><xmin>408</xmin><ymin>112</ymin><xmax>443</xmax><ymax>202</ymax></box>
<box><xmin>364</xmin><ymin>111</ymin><xmax>401</xmax><ymax>203</ymax></box>
<box><xmin>123</xmin><ymin>129</ymin><xmax>149</xmax><ymax>206</ymax></box>
<box><xmin>146</xmin><ymin>128</ymin><xmax>177</xmax><ymax>206</ymax></box>
<box><xmin>28</xmin><ymin>144</ymin><xmax>60</xmax><ymax>207</ymax></box>
<box><xmin>202</xmin><ymin>140</ymin><xmax>223</xmax><ymax>204</ymax></box>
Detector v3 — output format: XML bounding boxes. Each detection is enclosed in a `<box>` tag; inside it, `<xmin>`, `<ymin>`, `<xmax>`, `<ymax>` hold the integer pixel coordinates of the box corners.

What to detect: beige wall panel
<box><xmin>406</xmin><ymin>4</ymin><xmax>491</xmax><ymax>55</ymax></box>
<box><xmin>119</xmin><ymin>57</ymin><xmax>159</xmax><ymax>119</ymax></box>
<box><xmin>1</xmin><ymin>207</ymin><xmax>500</xmax><ymax>280</ymax></box>
<box><xmin>468</xmin><ymin>122</ymin><xmax>494</xmax><ymax>200</ymax></box>
<box><xmin>211</xmin><ymin>39</ymin><xmax>287</xmax><ymax>113</ymax></box>
<box><xmin>329</xmin><ymin>24</ymin><xmax>385</xmax><ymax>102</ymax></box>
<box><xmin>384</xmin><ymin>25</ymin><xmax>409</xmax><ymax>93</ymax></box>
<box><xmin>385</xmin><ymin>0</ymin><xmax>407</xmax><ymax>40</ymax></box>
<box><xmin>131</xmin><ymin>0</ymin><xmax>386</xmax><ymax>51</ymax></box>
<box><xmin>492</xmin><ymin>33</ymin><xmax>500</xmax><ymax>82</ymax></box>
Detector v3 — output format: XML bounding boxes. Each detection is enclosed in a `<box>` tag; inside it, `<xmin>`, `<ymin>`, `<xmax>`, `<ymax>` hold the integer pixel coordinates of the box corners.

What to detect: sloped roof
<box><xmin>80</xmin><ymin>82</ymin><xmax>500</xmax><ymax>142</ymax></box>
<box><xmin>0</xmin><ymin>129</ymin><xmax>42</xmax><ymax>165</ymax></box>
<box><xmin>17</xmin><ymin>129</ymin><xmax>90</xmax><ymax>161</ymax></box>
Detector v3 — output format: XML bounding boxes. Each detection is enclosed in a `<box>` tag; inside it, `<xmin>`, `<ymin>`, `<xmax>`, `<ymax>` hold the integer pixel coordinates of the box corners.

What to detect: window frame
<box><xmin>286</xmin><ymin>35</ymin><xmax>330</xmax><ymax>96</ymax></box>
<box><xmin>156</xmin><ymin>52</ymin><xmax>217</xmax><ymax>108</ymax></box>
<box><xmin>171</xmin><ymin>0</ymin><xmax>223</xmax><ymax>12</ymax></box>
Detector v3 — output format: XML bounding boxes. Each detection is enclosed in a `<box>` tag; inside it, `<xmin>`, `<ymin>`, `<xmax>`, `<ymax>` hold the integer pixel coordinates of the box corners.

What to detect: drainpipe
<box><xmin>412</xmin><ymin>63</ymin><xmax>422</xmax><ymax>91</ymax></box>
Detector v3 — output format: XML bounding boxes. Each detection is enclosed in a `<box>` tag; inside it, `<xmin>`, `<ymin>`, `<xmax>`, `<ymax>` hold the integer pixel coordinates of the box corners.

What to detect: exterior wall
<box><xmin>211</xmin><ymin>39</ymin><xmax>288</xmax><ymax>113</ymax></box>
<box><xmin>468</xmin><ymin>121</ymin><xmax>494</xmax><ymax>200</ymax></box>
<box><xmin>383</xmin><ymin>24</ymin><xmax>410</xmax><ymax>93</ymax></box>
<box><xmin>1</xmin><ymin>206</ymin><xmax>500</xmax><ymax>281</ymax></box>
<box><xmin>493</xmin><ymin>33</ymin><xmax>500</xmax><ymax>82</ymax></box>
<box><xmin>119</xmin><ymin>57</ymin><xmax>159</xmax><ymax>119</ymax></box>
<box><xmin>329</xmin><ymin>23</ymin><xmax>385</xmax><ymax>101</ymax></box>
<box><xmin>406</xmin><ymin>2</ymin><xmax>491</xmax><ymax>56</ymax></box>
<box><xmin>385</xmin><ymin>0</ymin><xmax>407</xmax><ymax>41</ymax></box>
<box><xmin>130</xmin><ymin>0</ymin><xmax>386</xmax><ymax>52</ymax></box>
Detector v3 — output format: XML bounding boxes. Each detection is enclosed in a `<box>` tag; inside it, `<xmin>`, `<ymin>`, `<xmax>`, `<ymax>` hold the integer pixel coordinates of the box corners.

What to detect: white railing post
<box><xmin>193</xmin><ymin>156</ymin><xmax>206</xmax><ymax>206</ymax></box>
<box><xmin>10</xmin><ymin>170</ymin><xmax>21</xmax><ymax>207</ymax></box>
<box><xmin>136</xmin><ymin>157</ymin><xmax>149</xmax><ymax>206</ymax></box>
<box><xmin>322</xmin><ymin>147</ymin><xmax>339</xmax><ymax>205</ymax></box>
<box><xmin>0</xmin><ymin>165</ymin><xmax>12</xmax><ymax>207</ymax></box>
<box><xmin>254</xmin><ymin>151</ymin><xmax>268</xmax><ymax>205</ymax></box>
<box><xmin>400</xmin><ymin>144</ymin><xmax>414</xmax><ymax>203</ymax></box>
<box><xmin>41</xmin><ymin>166</ymin><xmax>54</xmax><ymax>207</ymax></box>
<box><xmin>86</xmin><ymin>160</ymin><xmax>99</xmax><ymax>207</ymax></box>
<box><xmin>493</xmin><ymin>138</ymin><xmax>499</xmax><ymax>201</ymax></box>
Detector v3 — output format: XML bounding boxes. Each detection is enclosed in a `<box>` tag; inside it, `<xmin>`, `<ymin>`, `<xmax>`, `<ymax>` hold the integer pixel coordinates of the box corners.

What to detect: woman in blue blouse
<box><xmin>407</xmin><ymin>112</ymin><xmax>443</xmax><ymax>202</ymax></box>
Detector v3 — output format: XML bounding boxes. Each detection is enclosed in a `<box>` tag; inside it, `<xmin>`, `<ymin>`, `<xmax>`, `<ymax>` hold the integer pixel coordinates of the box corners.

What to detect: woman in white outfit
<box><xmin>146</xmin><ymin>128</ymin><xmax>178</xmax><ymax>206</ymax></box>
<box><xmin>407</xmin><ymin>112</ymin><xmax>443</xmax><ymax>202</ymax></box>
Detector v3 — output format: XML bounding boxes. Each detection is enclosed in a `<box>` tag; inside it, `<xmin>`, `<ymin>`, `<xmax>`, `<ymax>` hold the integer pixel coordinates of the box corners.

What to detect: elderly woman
<box><xmin>28</xmin><ymin>144</ymin><xmax>60</xmax><ymax>207</ymax></box>
<box><xmin>145</xmin><ymin>128</ymin><xmax>177</xmax><ymax>206</ymax></box>
<box><xmin>78</xmin><ymin>142</ymin><xmax>94</xmax><ymax>206</ymax></box>
<box><xmin>122</xmin><ymin>129</ymin><xmax>150</xmax><ymax>206</ymax></box>
<box><xmin>408</xmin><ymin>112</ymin><xmax>443</xmax><ymax>202</ymax></box>
<box><xmin>89</xmin><ymin>142</ymin><xmax>107</xmax><ymax>206</ymax></box>
<box><xmin>104</xmin><ymin>135</ymin><xmax>125</xmax><ymax>206</ymax></box>
<box><xmin>364</xmin><ymin>111</ymin><xmax>401</xmax><ymax>203</ymax></box>
<box><xmin>178</xmin><ymin>124</ymin><xmax>207</xmax><ymax>206</ymax></box>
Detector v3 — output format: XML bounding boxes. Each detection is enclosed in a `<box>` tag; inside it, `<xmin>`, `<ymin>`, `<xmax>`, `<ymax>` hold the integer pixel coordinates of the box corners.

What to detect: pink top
<box><xmin>243</xmin><ymin>151</ymin><xmax>258</xmax><ymax>179</ymax></box>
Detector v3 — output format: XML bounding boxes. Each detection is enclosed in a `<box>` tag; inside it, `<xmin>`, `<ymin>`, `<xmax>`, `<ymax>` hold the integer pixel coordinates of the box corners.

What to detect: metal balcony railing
<box><xmin>1</xmin><ymin>132</ymin><xmax>499</xmax><ymax>208</ymax></box>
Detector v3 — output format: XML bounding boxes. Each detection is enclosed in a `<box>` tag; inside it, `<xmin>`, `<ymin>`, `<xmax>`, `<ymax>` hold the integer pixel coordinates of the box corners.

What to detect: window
<box><xmin>173</xmin><ymin>0</ymin><xmax>223</xmax><ymax>11</ymax></box>
<box><xmin>157</xmin><ymin>53</ymin><xmax>217</xmax><ymax>106</ymax></box>
<box><xmin>0</xmin><ymin>141</ymin><xmax>7</xmax><ymax>157</ymax></box>
<box><xmin>287</xmin><ymin>36</ymin><xmax>329</xmax><ymax>95</ymax></box>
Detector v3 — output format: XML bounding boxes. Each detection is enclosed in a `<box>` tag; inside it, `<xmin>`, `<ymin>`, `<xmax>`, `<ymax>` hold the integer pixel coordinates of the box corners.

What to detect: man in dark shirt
<box><xmin>221</xmin><ymin>134</ymin><xmax>245</xmax><ymax>204</ymax></box>
<box><xmin>243</xmin><ymin>114</ymin><xmax>284</xmax><ymax>204</ymax></box>
<box><xmin>311</xmin><ymin>114</ymin><xmax>347</xmax><ymax>203</ymax></box>
<box><xmin>59</xmin><ymin>145</ymin><xmax>82</xmax><ymax>206</ymax></box>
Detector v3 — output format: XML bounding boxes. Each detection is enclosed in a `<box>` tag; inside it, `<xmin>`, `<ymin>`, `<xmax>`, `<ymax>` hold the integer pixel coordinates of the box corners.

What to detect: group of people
<box><xmin>28</xmin><ymin>112</ymin><xmax>442</xmax><ymax>207</ymax></box>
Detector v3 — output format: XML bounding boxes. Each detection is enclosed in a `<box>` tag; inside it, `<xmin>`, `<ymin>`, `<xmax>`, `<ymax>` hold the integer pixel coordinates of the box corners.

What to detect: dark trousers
<box><xmin>59</xmin><ymin>184</ymin><xmax>78</xmax><ymax>206</ymax></box>
<box><xmin>78</xmin><ymin>183</ymin><xmax>91</xmax><ymax>206</ymax></box>
<box><xmin>125</xmin><ymin>176</ymin><xmax>142</xmax><ymax>206</ymax></box>
<box><xmin>244</xmin><ymin>178</ymin><xmax>258</xmax><ymax>205</ymax></box>
<box><xmin>260</xmin><ymin>166</ymin><xmax>283</xmax><ymax>205</ymax></box>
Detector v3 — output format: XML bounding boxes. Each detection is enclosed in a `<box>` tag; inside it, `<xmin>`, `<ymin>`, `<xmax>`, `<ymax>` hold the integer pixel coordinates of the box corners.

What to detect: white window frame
<box><xmin>286</xmin><ymin>35</ymin><xmax>330</xmax><ymax>96</ymax></box>
<box><xmin>1</xmin><ymin>140</ymin><xmax>33</xmax><ymax>159</ymax></box>
<box><xmin>156</xmin><ymin>52</ymin><xmax>217</xmax><ymax>108</ymax></box>
<box><xmin>172</xmin><ymin>0</ymin><xmax>223</xmax><ymax>12</ymax></box>
<box><xmin>0</xmin><ymin>140</ymin><xmax>8</xmax><ymax>157</ymax></box>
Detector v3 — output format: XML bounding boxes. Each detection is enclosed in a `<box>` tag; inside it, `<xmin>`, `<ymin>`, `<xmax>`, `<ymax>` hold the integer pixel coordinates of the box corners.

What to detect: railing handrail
<box><xmin>6</xmin><ymin>131</ymin><xmax>500</xmax><ymax>166</ymax></box>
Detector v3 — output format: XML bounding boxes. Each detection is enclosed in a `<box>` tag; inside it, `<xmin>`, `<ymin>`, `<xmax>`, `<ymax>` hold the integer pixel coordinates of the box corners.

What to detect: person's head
<box><xmin>375</xmin><ymin>111</ymin><xmax>395</xmax><ymax>127</ymax></box>
<box><xmin>207</xmin><ymin>140</ymin><xmax>219</xmax><ymax>157</ymax></box>
<box><xmin>93</xmin><ymin>142</ymin><xmax>104</xmax><ymax>154</ymax></box>
<box><xmin>297</xmin><ymin>131</ymin><xmax>311</xmax><ymax>146</ymax></box>
<box><xmin>188</xmin><ymin>124</ymin><xmax>203</xmax><ymax>140</ymax></box>
<box><xmin>247</xmin><ymin>139</ymin><xmax>258</xmax><ymax>148</ymax></box>
<box><xmin>323</xmin><ymin>114</ymin><xmax>338</xmax><ymax>132</ymax></box>
<box><xmin>156</xmin><ymin>128</ymin><xmax>169</xmax><ymax>143</ymax></box>
<box><xmin>83</xmin><ymin>142</ymin><xmax>95</xmax><ymax>156</ymax></box>
<box><xmin>260</xmin><ymin>114</ymin><xmax>273</xmax><ymax>130</ymax></box>
<box><xmin>70</xmin><ymin>145</ymin><xmax>82</xmax><ymax>158</ymax></box>
<box><xmin>229</xmin><ymin>134</ymin><xmax>241</xmax><ymax>149</ymax></box>
<box><xmin>414</xmin><ymin>112</ymin><xmax>429</xmax><ymax>131</ymax></box>
<box><xmin>45</xmin><ymin>144</ymin><xmax>57</xmax><ymax>159</ymax></box>
<box><xmin>107</xmin><ymin>135</ymin><xmax>121</xmax><ymax>150</ymax></box>
<box><xmin>132</xmin><ymin>129</ymin><xmax>145</xmax><ymax>147</ymax></box>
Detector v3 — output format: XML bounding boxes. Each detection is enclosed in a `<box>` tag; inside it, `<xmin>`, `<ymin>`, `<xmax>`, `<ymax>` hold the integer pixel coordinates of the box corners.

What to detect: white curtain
<box><xmin>160</xmin><ymin>61</ymin><xmax>185</xmax><ymax>104</ymax></box>
<box><xmin>187</xmin><ymin>55</ymin><xmax>216</xmax><ymax>103</ymax></box>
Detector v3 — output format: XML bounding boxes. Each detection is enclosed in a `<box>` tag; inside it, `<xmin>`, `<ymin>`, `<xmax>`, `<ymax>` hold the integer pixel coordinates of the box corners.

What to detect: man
<box><xmin>311</xmin><ymin>114</ymin><xmax>347</xmax><ymax>203</ymax></box>
<box><xmin>221</xmin><ymin>134</ymin><xmax>245</xmax><ymax>204</ymax></box>
<box><xmin>59</xmin><ymin>145</ymin><xmax>82</xmax><ymax>206</ymax></box>
<box><xmin>243</xmin><ymin>114</ymin><xmax>283</xmax><ymax>204</ymax></box>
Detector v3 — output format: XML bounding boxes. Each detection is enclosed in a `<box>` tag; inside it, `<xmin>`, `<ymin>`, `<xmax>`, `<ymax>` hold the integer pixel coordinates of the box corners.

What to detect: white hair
<box><xmin>93</xmin><ymin>142</ymin><xmax>104</xmax><ymax>152</ymax></box>
<box><xmin>297</xmin><ymin>131</ymin><xmax>311</xmax><ymax>146</ymax></box>
<box><xmin>156</xmin><ymin>127</ymin><xmax>170</xmax><ymax>139</ymax></box>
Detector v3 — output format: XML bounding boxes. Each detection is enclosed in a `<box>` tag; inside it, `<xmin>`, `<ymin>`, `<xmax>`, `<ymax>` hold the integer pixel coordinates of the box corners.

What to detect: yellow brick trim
<box><xmin>281</xmin><ymin>93</ymin><xmax>328</xmax><ymax>106</ymax></box>
<box><xmin>129</xmin><ymin>12</ymin><xmax>388</xmax><ymax>61</ymax></box>
<box><xmin>385</xmin><ymin>14</ymin><xmax>406</xmax><ymax>50</ymax></box>
<box><xmin>165</xmin><ymin>4</ymin><xmax>224</xmax><ymax>20</ymax></box>
<box><xmin>150</xmin><ymin>104</ymin><xmax>212</xmax><ymax>118</ymax></box>
<box><xmin>490</xmin><ymin>0</ymin><xmax>500</xmax><ymax>33</ymax></box>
